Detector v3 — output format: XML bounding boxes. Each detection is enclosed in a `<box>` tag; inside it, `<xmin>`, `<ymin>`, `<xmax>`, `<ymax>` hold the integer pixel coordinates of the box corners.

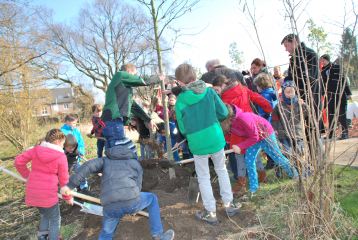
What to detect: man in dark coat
<box><xmin>320</xmin><ymin>54</ymin><xmax>353</xmax><ymax>140</ymax></box>
<box><xmin>201</xmin><ymin>59</ymin><xmax>246</xmax><ymax>86</ymax></box>
<box><xmin>280</xmin><ymin>34</ymin><xmax>324</xmax><ymax>132</ymax></box>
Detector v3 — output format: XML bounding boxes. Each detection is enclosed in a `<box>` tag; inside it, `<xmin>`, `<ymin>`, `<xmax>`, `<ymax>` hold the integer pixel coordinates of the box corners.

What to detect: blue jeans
<box><xmin>225</xmin><ymin>143</ymin><xmax>237</xmax><ymax>179</ymax></box>
<box><xmin>97</xmin><ymin>139</ymin><xmax>108</xmax><ymax>158</ymax></box>
<box><xmin>102</xmin><ymin>119</ymin><xmax>125</xmax><ymax>149</ymax></box>
<box><xmin>99</xmin><ymin>192</ymin><xmax>163</xmax><ymax>240</ymax></box>
<box><xmin>279</xmin><ymin>138</ymin><xmax>303</xmax><ymax>156</ymax></box>
<box><xmin>140</xmin><ymin>144</ymin><xmax>151</xmax><ymax>160</ymax></box>
<box><xmin>72</xmin><ymin>163</ymin><xmax>88</xmax><ymax>189</ymax></box>
<box><xmin>245</xmin><ymin>133</ymin><xmax>298</xmax><ymax>192</ymax></box>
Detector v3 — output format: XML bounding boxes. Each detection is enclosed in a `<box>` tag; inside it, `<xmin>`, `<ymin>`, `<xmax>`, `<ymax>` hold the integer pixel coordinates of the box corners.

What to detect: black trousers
<box><xmin>328</xmin><ymin>101</ymin><xmax>348</xmax><ymax>138</ymax></box>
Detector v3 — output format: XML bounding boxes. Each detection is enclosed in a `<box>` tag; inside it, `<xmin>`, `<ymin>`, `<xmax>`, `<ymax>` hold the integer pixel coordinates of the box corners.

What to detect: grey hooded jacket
<box><xmin>67</xmin><ymin>146</ymin><xmax>143</xmax><ymax>211</ymax></box>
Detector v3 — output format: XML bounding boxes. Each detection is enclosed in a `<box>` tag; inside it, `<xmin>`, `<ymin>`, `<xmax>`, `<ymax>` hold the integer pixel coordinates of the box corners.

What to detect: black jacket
<box><xmin>321</xmin><ymin>63</ymin><xmax>352</xmax><ymax>108</ymax></box>
<box><xmin>137</xmin><ymin>118</ymin><xmax>150</xmax><ymax>140</ymax></box>
<box><xmin>65</xmin><ymin>144</ymin><xmax>79</xmax><ymax>173</ymax></box>
<box><xmin>67</xmin><ymin>146</ymin><xmax>142</xmax><ymax>211</ymax></box>
<box><xmin>201</xmin><ymin>65</ymin><xmax>243</xmax><ymax>84</ymax></box>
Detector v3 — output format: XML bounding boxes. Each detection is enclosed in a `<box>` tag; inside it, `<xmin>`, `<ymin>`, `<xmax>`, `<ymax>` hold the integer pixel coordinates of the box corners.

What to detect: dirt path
<box><xmin>328</xmin><ymin>137</ymin><xmax>358</xmax><ymax>167</ymax></box>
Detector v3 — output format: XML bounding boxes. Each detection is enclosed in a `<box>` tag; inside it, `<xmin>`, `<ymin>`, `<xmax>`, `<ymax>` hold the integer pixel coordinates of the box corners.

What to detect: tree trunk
<box><xmin>150</xmin><ymin>0</ymin><xmax>173</xmax><ymax>160</ymax></box>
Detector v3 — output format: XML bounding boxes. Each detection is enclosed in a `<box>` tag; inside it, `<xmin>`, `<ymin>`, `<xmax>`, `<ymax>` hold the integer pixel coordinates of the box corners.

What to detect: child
<box><xmin>64</xmin><ymin>134</ymin><xmax>79</xmax><ymax>173</ymax></box>
<box><xmin>171</xmin><ymin>107</ymin><xmax>193</xmax><ymax>160</ymax></box>
<box><xmin>15</xmin><ymin>129</ymin><xmax>73</xmax><ymax>240</ymax></box>
<box><xmin>129</xmin><ymin>116</ymin><xmax>151</xmax><ymax>160</ymax></box>
<box><xmin>220</xmin><ymin>103</ymin><xmax>299</xmax><ymax>195</ymax></box>
<box><xmin>174</xmin><ymin>64</ymin><xmax>241</xmax><ymax>226</ymax></box>
<box><xmin>152</xmin><ymin>96</ymin><xmax>170</xmax><ymax>121</ymax></box>
<box><xmin>60</xmin><ymin>138</ymin><xmax>174</xmax><ymax>240</ymax></box>
<box><xmin>272</xmin><ymin>81</ymin><xmax>308</xmax><ymax>156</ymax></box>
<box><xmin>212</xmin><ymin>75</ymin><xmax>273</xmax><ymax>190</ymax></box>
<box><xmin>157</xmin><ymin>122</ymin><xmax>180</xmax><ymax>162</ymax></box>
<box><xmin>87</xmin><ymin>104</ymin><xmax>107</xmax><ymax>158</ymax></box>
<box><xmin>142</xmin><ymin>101</ymin><xmax>151</xmax><ymax>114</ymax></box>
<box><xmin>61</xmin><ymin>114</ymin><xmax>97</xmax><ymax>196</ymax></box>
<box><xmin>168</xmin><ymin>95</ymin><xmax>176</xmax><ymax>123</ymax></box>
<box><xmin>253</xmin><ymin>73</ymin><xmax>277</xmax><ymax>123</ymax></box>
<box><xmin>101</xmin><ymin>63</ymin><xmax>165</xmax><ymax>148</ymax></box>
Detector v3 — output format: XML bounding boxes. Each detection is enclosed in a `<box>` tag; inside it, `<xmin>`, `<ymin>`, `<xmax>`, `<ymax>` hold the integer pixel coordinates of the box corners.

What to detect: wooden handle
<box><xmin>174</xmin><ymin>149</ymin><xmax>235</xmax><ymax>164</ymax></box>
<box><xmin>164</xmin><ymin>139</ymin><xmax>187</xmax><ymax>157</ymax></box>
<box><xmin>87</xmin><ymin>135</ymin><xmax>106</xmax><ymax>141</ymax></box>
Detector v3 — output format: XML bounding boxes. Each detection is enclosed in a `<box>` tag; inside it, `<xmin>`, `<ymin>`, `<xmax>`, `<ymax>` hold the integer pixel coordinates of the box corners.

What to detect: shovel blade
<box><xmin>187</xmin><ymin>177</ymin><xmax>201</xmax><ymax>204</ymax></box>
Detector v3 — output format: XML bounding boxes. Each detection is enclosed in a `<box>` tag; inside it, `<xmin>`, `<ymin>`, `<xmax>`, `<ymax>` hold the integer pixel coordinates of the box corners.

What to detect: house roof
<box><xmin>50</xmin><ymin>88</ymin><xmax>74</xmax><ymax>104</ymax></box>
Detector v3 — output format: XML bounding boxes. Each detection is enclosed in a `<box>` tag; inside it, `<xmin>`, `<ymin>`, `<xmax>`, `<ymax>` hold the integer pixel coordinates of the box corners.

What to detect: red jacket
<box><xmin>221</xmin><ymin>84</ymin><xmax>273</xmax><ymax>153</ymax></box>
<box><xmin>15</xmin><ymin>142</ymin><xmax>71</xmax><ymax>208</ymax></box>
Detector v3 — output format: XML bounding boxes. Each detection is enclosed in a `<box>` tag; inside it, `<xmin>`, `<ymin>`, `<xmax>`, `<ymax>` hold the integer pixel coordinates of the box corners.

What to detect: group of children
<box><xmin>14</xmin><ymin>62</ymin><xmax>308</xmax><ymax>240</ymax></box>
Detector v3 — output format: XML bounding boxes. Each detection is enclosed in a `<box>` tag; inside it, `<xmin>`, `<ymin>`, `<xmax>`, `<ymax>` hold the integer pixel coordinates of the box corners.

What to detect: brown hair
<box><xmin>175</xmin><ymin>63</ymin><xmax>197</xmax><ymax>84</ymax></box>
<box><xmin>64</xmin><ymin>113</ymin><xmax>78</xmax><ymax>122</ymax></box>
<box><xmin>251</xmin><ymin>58</ymin><xmax>264</xmax><ymax>68</ymax></box>
<box><xmin>151</xmin><ymin>96</ymin><xmax>162</xmax><ymax>109</ymax></box>
<box><xmin>168</xmin><ymin>94</ymin><xmax>177</xmax><ymax>100</ymax></box>
<box><xmin>42</xmin><ymin>129</ymin><xmax>66</xmax><ymax>144</ymax></box>
<box><xmin>92</xmin><ymin>104</ymin><xmax>102</xmax><ymax>113</ymax></box>
<box><xmin>64</xmin><ymin>134</ymin><xmax>77</xmax><ymax>148</ymax></box>
<box><xmin>220</xmin><ymin>103</ymin><xmax>235</xmax><ymax>136</ymax></box>
<box><xmin>212</xmin><ymin>75</ymin><xmax>227</xmax><ymax>87</ymax></box>
<box><xmin>281</xmin><ymin>34</ymin><xmax>299</xmax><ymax>44</ymax></box>
<box><xmin>253</xmin><ymin>73</ymin><xmax>272</xmax><ymax>90</ymax></box>
<box><xmin>129</xmin><ymin>116</ymin><xmax>142</xmax><ymax>134</ymax></box>
<box><xmin>274</xmin><ymin>66</ymin><xmax>281</xmax><ymax>71</ymax></box>
<box><xmin>121</xmin><ymin>63</ymin><xmax>136</xmax><ymax>72</ymax></box>
<box><xmin>170</xmin><ymin>106</ymin><xmax>176</xmax><ymax>119</ymax></box>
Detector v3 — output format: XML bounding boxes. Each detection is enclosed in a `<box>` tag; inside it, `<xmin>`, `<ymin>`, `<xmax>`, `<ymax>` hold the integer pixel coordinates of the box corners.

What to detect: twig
<box><xmin>335</xmin><ymin>177</ymin><xmax>358</xmax><ymax>202</ymax></box>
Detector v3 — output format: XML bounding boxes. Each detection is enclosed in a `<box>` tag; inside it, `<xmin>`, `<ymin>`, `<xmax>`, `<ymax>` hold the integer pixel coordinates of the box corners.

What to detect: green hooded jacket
<box><xmin>175</xmin><ymin>80</ymin><xmax>228</xmax><ymax>155</ymax></box>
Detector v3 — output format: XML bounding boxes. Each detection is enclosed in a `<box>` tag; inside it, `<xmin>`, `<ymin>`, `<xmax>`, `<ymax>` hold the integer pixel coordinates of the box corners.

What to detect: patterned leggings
<box><xmin>245</xmin><ymin>133</ymin><xmax>298</xmax><ymax>192</ymax></box>
<box><xmin>37</xmin><ymin>202</ymin><xmax>61</xmax><ymax>240</ymax></box>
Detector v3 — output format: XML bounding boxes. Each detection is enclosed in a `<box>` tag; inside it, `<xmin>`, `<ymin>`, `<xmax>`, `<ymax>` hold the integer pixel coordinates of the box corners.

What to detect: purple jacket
<box><xmin>230</xmin><ymin>105</ymin><xmax>274</xmax><ymax>151</ymax></box>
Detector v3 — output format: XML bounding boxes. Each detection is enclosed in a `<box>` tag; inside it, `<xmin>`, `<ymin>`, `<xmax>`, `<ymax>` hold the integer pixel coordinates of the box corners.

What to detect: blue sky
<box><xmin>33</xmin><ymin>0</ymin><xmax>356</xmax><ymax>102</ymax></box>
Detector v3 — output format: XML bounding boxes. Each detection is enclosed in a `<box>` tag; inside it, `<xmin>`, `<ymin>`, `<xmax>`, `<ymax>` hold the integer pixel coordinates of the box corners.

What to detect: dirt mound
<box><xmin>67</xmin><ymin>159</ymin><xmax>256</xmax><ymax>239</ymax></box>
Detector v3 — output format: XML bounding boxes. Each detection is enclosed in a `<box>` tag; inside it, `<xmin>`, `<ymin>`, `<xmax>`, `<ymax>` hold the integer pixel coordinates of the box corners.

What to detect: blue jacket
<box><xmin>66</xmin><ymin>146</ymin><xmax>142</xmax><ymax>211</ymax></box>
<box><xmin>61</xmin><ymin>124</ymin><xmax>85</xmax><ymax>156</ymax></box>
<box><xmin>258</xmin><ymin>88</ymin><xmax>277</xmax><ymax>123</ymax></box>
<box><xmin>158</xmin><ymin>122</ymin><xmax>180</xmax><ymax>161</ymax></box>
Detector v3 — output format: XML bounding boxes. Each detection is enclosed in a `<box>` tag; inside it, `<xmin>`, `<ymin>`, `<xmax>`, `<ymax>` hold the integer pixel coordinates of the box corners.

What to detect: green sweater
<box><xmin>175</xmin><ymin>80</ymin><xmax>228</xmax><ymax>155</ymax></box>
<box><xmin>102</xmin><ymin>71</ymin><xmax>161</xmax><ymax>123</ymax></box>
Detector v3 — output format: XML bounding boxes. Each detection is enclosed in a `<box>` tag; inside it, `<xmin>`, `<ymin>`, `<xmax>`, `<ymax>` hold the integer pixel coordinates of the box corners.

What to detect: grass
<box><xmin>1</xmin><ymin>123</ymin><xmax>358</xmax><ymax>239</ymax></box>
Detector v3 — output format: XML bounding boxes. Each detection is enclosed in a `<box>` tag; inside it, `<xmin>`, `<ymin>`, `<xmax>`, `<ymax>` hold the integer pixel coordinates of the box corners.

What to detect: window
<box><xmin>57</xmin><ymin>95</ymin><xmax>63</xmax><ymax>99</ymax></box>
<box><xmin>42</xmin><ymin>107</ymin><xmax>48</xmax><ymax>115</ymax></box>
<box><xmin>64</xmin><ymin>104</ymin><xmax>69</xmax><ymax>110</ymax></box>
<box><xmin>54</xmin><ymin>104</ymin><xmax>59</xmax><ymax>111</ymax></box>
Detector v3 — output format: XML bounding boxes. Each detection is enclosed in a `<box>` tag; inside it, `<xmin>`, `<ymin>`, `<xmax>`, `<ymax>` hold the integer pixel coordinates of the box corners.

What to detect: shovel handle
<box><xmin>88</xmin><ymin>135</ymin><xmax>107</xmax><ymax>141</ymax></box>
<box><xmin>164</xmin><ymin>139</ymin><xmax>187</xmax><ymax>157</ymax></box>
<box><xmin>174</xmin><ymin>149</ymin><xmax>235</xmax><ymax>164</ymax></box>
<box><xmin>0</xmin><ymin>165</ymin><xmax>65</xmax><ymax>200</ymax></box>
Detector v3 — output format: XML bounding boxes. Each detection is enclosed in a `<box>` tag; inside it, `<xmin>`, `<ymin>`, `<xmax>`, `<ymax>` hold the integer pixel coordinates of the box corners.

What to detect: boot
<box><xmin>265</xmin><ymin>156</ymin><xmax>275</xmax><ymax>170</ymax></box>
<box><xmin>232</xmin><ymin>176</ymin><xmax>246</xmax><ymax>192</ymax></box>
<box><xmin>257</xmin><ymin>170</ymin><xmax>268</xmax><ymax>183</ymax></box>
<box><xmin>338</xmin><ymin>133</ymin><xmax>349</xmax><ymax>140</ymax></box>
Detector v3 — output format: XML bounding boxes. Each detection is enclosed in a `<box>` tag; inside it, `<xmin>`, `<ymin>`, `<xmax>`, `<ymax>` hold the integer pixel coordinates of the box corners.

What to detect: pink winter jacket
<box><xmin>229</xmin><ymin>105</ymin><xmax>274</xmax><ymax>151</ymax></box>
<box><xmin>15</xmin><ymin>142</ymin><xmax>71</xmax><ymax>208</ymax></box>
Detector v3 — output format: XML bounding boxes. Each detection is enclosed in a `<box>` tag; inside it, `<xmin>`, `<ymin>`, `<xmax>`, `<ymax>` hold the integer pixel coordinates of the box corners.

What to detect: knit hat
<box><xmin>115</xmin><ymin>138</ymin><xmax>137</xmax><ymax>154</ymax></box>
<box><xmin>281</xmin><ymin>80</ymin><xmax>297</xmax><ymax>91</ymax></box>
<box><xmin>320</xmin><ymin>54</ymin><xmax>331</xmax><ymax>62</ymax></box>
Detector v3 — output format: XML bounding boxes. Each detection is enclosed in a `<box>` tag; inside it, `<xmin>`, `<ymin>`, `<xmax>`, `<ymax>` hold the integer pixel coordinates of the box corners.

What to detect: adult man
<box><xmin>273</xmin><ymin>66</ymin><xmax>284</xmax><ymax>96</ymax></box>
<box><xmin>320</xmin><ymin>54</ymin><xmax>353</xmax><ymax>140</ymax></box>
<box><xmin>201</xmin><ymin>59</ymin><xmax>246</xmax><ymax>86</ymax></box>
<box><xmin>279</xmin><ymin>34</ymin><xmax>323</xmax><ymax>131</ymax></box>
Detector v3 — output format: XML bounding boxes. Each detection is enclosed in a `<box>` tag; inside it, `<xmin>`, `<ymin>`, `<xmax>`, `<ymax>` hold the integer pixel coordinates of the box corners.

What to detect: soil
<box><xmin>62</xmin><ymin>159</ymin><xmax>256</xmax><ymax>240</ymax></box>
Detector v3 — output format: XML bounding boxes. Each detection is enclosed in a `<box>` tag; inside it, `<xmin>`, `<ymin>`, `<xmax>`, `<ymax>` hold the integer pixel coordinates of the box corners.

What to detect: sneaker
<box><xmin>38</xmin><ymin>235</ymin><xmax>48</xmax><ymax>240</ymax></box>
<box><xmin>152</xmin><ymin>229</ymin><xmax>175</xmax><ymax>240</ymax></box>
<box><xmin>80</xmin><ymin>187</ymin><xmax>98</xmax><ymax>197</ymax></box>
<box><xmin>224</xmin><ymin>201</ymin><xmax>242</xmax><ymax>217</ymax></box>
<box><xmin>194</xmin><ymin>210</ymin><xmax>218</xmax><ymax>226</ymax></box>
<box><xmin>230</xmin><ymin>175</ymin><xmax>238</xmax><ymax>182</ymax></box>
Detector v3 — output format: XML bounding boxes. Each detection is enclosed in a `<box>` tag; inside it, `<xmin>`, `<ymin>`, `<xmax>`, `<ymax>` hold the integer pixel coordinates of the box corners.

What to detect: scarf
<box><xmin>282</xmin><ymin>94</ymin><xmax>297</xmax><ymax>105</ymax></box>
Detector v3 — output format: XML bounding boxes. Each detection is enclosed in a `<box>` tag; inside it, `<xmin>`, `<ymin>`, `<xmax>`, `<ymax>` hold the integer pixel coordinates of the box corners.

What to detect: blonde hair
<box><xmin>121</xmin><ymin>63</ymin><xmax>136</xmax><ymax>72</ymax></box>
<box><xmin>64</xmin><ymin>134</ymin><xmax>77</xmax><ymax>148</ymax></box>
<box><xmin>142</xmin><ymin>101</ymin><xmax>150</xmax><ymax>108</ymax></box>
<box><xmin>37</xmin><ymin>129</ymin><xmax>66</xmax><ymax>145</ymax></box>
<box><xmin>152</xmin><ymin>96</ymin><xmax>162</xmax><ymax>109</ymax></box>
<box><xmin>220</xmin><ymin>104</ymin><xmax>235</xmax><ymax>136</ymax></box>
<box><xmin>175</xmin><ymin>63</ymin><xmax>197</xmax><ymax>84</ymax></box>
<box><xmin>253</xmin><ymin>73</ymin><xmax>272</xmax><ymax>90</ymax></box>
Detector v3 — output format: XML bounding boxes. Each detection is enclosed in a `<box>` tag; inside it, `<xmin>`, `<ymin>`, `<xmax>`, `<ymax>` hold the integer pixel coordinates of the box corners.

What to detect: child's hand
<box><xmin>232</xmin><ymin>145</ymin><xmax>241</xmax><ymax>154</ymax></box>
<box><xmin>158</xmin><ymin>72</ymin><xmax>166</xmax><ymax>81</ymax></box>
<box><xmin>298</xmin><ymin>99</ymin><xmax>304</xmax><ymax>105</ymax></box>
<box><xmin>149</xmin><ymin>120</ymin><xmax>159</xmax><ymax>130</ymax></box>
<box><xmin>87</xmin><ymin>134</ymin><xmax>92</xmax><ymax>138</ymax></box>
<box><xmin>163</xmin><ymin>89</ymin><xmax>172</xmax><ymax>95</ymax></box>
<box><xmin>173</xmin><ymin>142</ymin><xmax>180</xmax><ymax>149</ymax></box>
<box><xmin>65</xmin><ymin>198</ymin><xmax>74</xmax><ymax>206</ymax></box>
<box><xmin>60</xmin><ymin>186</ymin><xmax>72</xmax><ymax>196</ymax></box>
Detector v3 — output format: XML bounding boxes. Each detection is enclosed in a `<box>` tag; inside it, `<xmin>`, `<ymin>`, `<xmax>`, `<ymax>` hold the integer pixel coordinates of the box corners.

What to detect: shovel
<box><xmin>0</xmin><ymin>165</ymin><xmax>149</xmax><ymax>218</ymax></box>
<box><xmin>164</xmin><ymin>139</ymin><xmax>186</xmax><ymax>158</ymax></box>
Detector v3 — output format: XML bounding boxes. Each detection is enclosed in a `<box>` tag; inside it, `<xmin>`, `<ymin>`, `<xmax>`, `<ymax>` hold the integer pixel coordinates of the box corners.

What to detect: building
<box><xmin>36</xmin><ymin>88</ymin><xmax>75</xmax><ymax>116</ymax></box>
